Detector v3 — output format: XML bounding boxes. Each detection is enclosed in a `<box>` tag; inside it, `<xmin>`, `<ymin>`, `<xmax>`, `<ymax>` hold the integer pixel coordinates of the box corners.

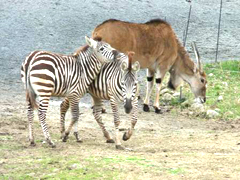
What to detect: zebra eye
<box><xmin>99</xmin><ymin>47</ymin><xmax>104</xmax><ymax>51</ymax></box>
<box><xmin>201</xmin><ymin>78</ymin><xmax>205</xmax><ymax>83</ymax></box>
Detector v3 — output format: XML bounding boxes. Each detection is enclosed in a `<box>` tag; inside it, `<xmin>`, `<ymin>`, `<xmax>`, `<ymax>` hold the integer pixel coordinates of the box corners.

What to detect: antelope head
<box><xmin>168</xmin><ymin>42</ymin><xmax>207</xmax><ymax>103</ymax></box>
<box><xmin>189</xmin><ymin>42</ymin><xmax>207</xmax><ymax>103</ymax></box>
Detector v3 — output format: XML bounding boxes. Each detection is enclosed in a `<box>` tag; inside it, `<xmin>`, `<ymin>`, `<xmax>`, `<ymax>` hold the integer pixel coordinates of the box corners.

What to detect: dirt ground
<box><xmin>1</xmin><ymin>89</ymin><xmax>240</xmax><ymax>179</ymax></box>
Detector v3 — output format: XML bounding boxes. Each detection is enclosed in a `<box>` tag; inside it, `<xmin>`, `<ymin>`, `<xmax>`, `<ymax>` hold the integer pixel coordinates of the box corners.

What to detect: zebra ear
<box><xmin>121</xmin><ymin>61</ymin><xmax>128</xmax><ymax>72</ymax></box>
<box><xmin>85</xmin><ymin>36</ymin><xmax>91</xmax><ymax>46</ymax></box>
<box><xmin>132</xmin><ymin>61</ymin><xmax>140</xmax><ymax>72</ymax></box>
<box><xmin>85</xmin><ymin>36</ymin><xmax>97</xmax><ymax>48</ymax></box>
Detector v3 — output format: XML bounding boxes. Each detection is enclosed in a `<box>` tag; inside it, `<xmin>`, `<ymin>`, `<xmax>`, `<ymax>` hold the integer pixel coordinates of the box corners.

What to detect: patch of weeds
<box><xmin>168</xmin><ymin>167</ymin><xmax>185</xmax><ymax>175</ymax></box>
<box><xmin>0</xmin><ymin>135</ymin><xmax>13</xmax><ymax>141</ymax></box>
<box><xmin>0</xmin><ymin>143</ymin><xmax>23</xmax><ymax>151</ymax></box>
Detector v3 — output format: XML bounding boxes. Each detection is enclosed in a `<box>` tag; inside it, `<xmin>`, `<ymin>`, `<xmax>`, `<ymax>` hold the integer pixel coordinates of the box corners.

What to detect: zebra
<box><xmin>20</xmin><ymin>36</ymin><xmax>119</xmax><ymax>147</ymax></box>
<box><xmin>60</xmin><ymin>51</ymin><xmax>140</xmax><ymax>149</ymax></box>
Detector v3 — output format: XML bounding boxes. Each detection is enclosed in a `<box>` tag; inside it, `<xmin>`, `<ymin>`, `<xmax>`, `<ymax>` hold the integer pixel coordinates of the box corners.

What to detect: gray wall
<box><xmin>0</xmin><ymin>0</ymin><xmax>239</xmax><ymax>93</ymax></box>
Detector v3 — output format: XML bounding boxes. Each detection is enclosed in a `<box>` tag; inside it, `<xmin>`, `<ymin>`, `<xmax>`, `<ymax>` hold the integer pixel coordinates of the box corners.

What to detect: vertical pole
<box><xmin>215</xmin><ymin>0</ymin><xmax>223</xmax><ymax>63</ymax></box>
<box><xmin>183</xmin><ymin>0</ymin><xmax>192</xmax><ymax>47</ymax></box>
<box><xmin>181</xmin><ymin>0</ymin><xmax>192</xmax><ymax>101</ymax></box>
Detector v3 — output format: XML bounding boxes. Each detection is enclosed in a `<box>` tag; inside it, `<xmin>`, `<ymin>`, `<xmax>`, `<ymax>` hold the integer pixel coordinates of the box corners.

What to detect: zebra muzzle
<box><xmin>124</xmin><ymin>98</ymin><xmax>132</xmax><ymax>114</ymax></box>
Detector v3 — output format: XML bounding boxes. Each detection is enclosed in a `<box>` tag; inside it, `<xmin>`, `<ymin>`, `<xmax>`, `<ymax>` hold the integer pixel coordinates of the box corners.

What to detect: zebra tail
<box><xmin>26</xmin><ymin>76</ymin><xmax>38</xmax><ymax>109</ymax></box>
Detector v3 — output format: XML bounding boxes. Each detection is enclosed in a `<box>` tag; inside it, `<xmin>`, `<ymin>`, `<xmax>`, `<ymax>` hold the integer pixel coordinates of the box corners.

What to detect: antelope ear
<box><xmin>132</xmin><ymin>61</ymin><xmax>140</xmax><ymax>72</ymax></box>
<box><xmin>93</xmin><ymin>36</ymin><xmax>102</xmax><ymax>42</ymax></box>
<box><xmin>121</xmin><ymin>61</ymin><xmax>128</xmax><ymax>72</ymax></box>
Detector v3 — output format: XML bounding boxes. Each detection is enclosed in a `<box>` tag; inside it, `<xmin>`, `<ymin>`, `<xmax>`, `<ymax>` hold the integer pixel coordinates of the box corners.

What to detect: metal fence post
<box><xmin>215</xmin><ymin>0</ymin><xmax>223</xmax><ymax>63</ymax></box>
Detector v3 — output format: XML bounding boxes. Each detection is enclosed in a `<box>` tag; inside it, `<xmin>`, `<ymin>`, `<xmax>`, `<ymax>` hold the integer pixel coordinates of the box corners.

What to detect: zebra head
<box><xmin>121</xmin><ymin>52</ymin><xmax>140</xmax><ymax>114</ymax></box>
<box><xmin>85</xmin><ymin>36</ymin><xmax>118</xmax><ymax>63</ymax></box>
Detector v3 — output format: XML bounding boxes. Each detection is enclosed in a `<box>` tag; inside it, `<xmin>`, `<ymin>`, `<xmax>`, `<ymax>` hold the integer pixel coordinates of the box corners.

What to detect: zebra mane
<box><xmin>73</xmin><ymin>45</ymin><xmax>90</xmax><ymax>57</ymax></box>
<box><xmin>127</xmin><ymin>51</ymin><xmax>135</xmax><ymax>71</ymax></box>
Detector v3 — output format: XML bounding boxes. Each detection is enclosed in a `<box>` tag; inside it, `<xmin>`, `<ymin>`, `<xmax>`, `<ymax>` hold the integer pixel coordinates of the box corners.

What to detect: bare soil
<box><xmin>1</xmin><ymin>90</ymin><xmax>240</xmax><ymax>179</ymax></box>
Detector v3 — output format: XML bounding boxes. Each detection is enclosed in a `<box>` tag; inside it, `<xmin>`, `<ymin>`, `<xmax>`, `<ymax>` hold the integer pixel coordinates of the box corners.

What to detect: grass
<box><xmin>1</xmin><ymin>151</ymin><xmax>186</xmax><ymax>179</ymax></box>
<box><xmin>159</xmin><ymin>60</ymin><xmax>240</xmax><ymax>120</ymax></box>
<box><xmin>203</xmin><ymin>60</ymin><xmax>240</xmax><ymax>120</ymax></box>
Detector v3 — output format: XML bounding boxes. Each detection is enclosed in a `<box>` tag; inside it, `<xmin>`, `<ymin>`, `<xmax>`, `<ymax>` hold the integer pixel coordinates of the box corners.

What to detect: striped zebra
<box><xmin>60</xmin><ymin>51</ymin><xmax>140</xmax><ymax>149</ymax></box>
<box><xmin>20</xmin><ymin>36</ymin><xmax>118</xmax><ymax>147</ymax></box>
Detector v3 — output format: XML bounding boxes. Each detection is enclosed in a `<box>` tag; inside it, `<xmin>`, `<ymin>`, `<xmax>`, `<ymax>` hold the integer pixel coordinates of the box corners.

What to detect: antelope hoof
<box><xmin>116</xmin><ymin>145</ymin><xmax>125</xmax><ymax>150</ymax></box>
<box><xmin>143</xmin><ymin>104</ymin><xmax>150</xmax><ymax>112</ymax></box>
<box><xmin>154</xmin><ymin>107</ymin><xmax>162</xmax><ymax>114</ymax></box>
<box><xmin>106</xmin><ymin>139</ymin><xmax>115</xmax><ymax>143</ymax></box>
<box><xmin>122</xmin><ymin>132</ymin><xmax>129</xmax><ymax>141</ymax></box>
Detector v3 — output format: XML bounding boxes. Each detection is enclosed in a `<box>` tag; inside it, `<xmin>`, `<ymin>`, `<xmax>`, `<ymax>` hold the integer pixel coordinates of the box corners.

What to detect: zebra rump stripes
<box><xmin>21</xmin><ymin>36</ymin><xmax>118</xmax><ymax>147</ymax></box>
<box><xmin>60</xmin><ymin>51</ymin><xmax>140</xmax><ymax>149</ymax></box>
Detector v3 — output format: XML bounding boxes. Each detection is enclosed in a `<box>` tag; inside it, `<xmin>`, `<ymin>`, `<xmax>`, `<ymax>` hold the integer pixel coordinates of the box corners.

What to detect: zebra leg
<box><xmin>62</xmin><ymin>98</ymin><xmax>80</xmax><ymax>142</ymax></box>
<box><xmin>91</xmin><ymin>98</ymin><xmax>106</xmax><ymax>113</ymax></box>
<box><xmin>27</xmin><ymin>100</ymin><xmax>35</xmax><ymax>146</ymax></box>
<box><xmin>38</xmin><ymin>98</ymin><xmax>56</xmax><ymax>148</ymax></box>
<box><xmin>92</xmin><ymin>97</ymin><xmax>114</xmax><ymax>143</ymax></box>
<box><xmin>143</xmin><ymin>69</ymin><xmax>154</xmax><ymax>112</ymax></box>
<box><xmin>123</xmin><ymin>98</ymin><xmax>138</xmax><ymax>141</ymax></box>
<box><xmin>60</xmin><ymin>98</ymin><xmax>70</xmax><ymax>139</ymax></box>
<box><xmin>110</xmin><ymin>99</ymin><xmax>124</xmax><ymax>150</ymax></box>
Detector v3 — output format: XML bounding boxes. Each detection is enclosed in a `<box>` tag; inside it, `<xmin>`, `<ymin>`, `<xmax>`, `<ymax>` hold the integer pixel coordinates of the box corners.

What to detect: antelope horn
<box><xmin>191</xmin><ymin>42</ymin><xmax>202</xmax><ymax>72</ymax></box>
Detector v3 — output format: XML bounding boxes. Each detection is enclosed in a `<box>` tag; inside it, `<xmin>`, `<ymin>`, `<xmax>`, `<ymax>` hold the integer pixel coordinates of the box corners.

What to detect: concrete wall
<box><xmin>0</xmin><ymin>0</ymin><xmax>239</xmax><ymax>89</ymax></box>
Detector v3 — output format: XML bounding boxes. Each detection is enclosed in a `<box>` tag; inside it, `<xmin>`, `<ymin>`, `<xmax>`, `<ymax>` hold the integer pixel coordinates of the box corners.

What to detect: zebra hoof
<box><xmin>102</xmin><ymin>108</ymin><xmax>106</xmax><ymax>114</ymax></box>
<box><xmin>76</xmin><ymin>139</ymin><xmax>83</xmax><ymax>143</ymax></box>
<box><xmin>106</xmin><ymin>139</ymin><xmax>115</xmax><ymax>143</ymax></box>
<box><xmin>29</xmin><ymin>141</ymin><xmax>36</xmax><ymax>147</ymax></box>
<box><xmin>143</xmin><ymin>104</ymin><xmax>150</xmax><ymax>112</ymax></box>
<box><xmin>154</xmin><ymin>107</ymin><xmax>162</xmax><ymax>114</ymax></box>
<box><xmin>116</xmin><ymin>145</ymin><xmax>125</xmax><ymax>150</ymax></box>
<box><xmin>51</xmin><ymin>144</ymin><xmax>56</xmax><ymax>148</ymax></box>
<box><xmin>62</xmin><ymin>132</ymin><xmax>70</xmax><ymax>142</ymax></box>
<box><xmin>62</xmin><ymin>136</ymin><xmax>68</xmax><ymax>142</ymax></box>
<box><xmin>122</xmin><ymin>132</ymin><xmax>129</xmax><ymax>141</ymax></box>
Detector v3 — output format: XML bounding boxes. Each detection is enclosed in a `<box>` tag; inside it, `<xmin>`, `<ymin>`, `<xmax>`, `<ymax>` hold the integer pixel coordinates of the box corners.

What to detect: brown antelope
<box><xmin>92</xmin><ymin>19</ymin><xmax>207</xmax><ymax>113</ymax></box>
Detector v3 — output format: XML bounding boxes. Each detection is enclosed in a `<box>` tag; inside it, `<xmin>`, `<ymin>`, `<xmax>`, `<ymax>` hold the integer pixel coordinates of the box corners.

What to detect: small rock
<box><xmin>191</xmin><ymin>103</ymin><xmax>205</xmax><ymax>113</ymax></box>
<box><xmin>68</xmin><ymin>163</ymin><xmax>82</xmax><ymax>170</ymax></box>
<box><xmin>160</xmin><ymin>88</ymin><xmax>170</xmax><ymax>95</ymax></box>
<box><xmin>218</xmin><ymin>96</ymin><xmax>223</xmax><ymax>101</ymax></box>
<box><xmin>222</xmin><ymin>82</ymin><xmax>228</xmax><ymax>86</ymax></box>
<box><xmin>162</xmin><ymin>93</ymin><xmax>174</xmax><ymax>101</ymax></box>
<box><xmin>181</xmin><ymin>99</ymin><xmax>193</xmax><ymax>107</ymax></box>
<box><xmin>173</xmin><ymin>92</ymin><xmax>180</xmax><ymax>97</ymax></box>
<box><xmin>188</xmin><ymin>111</ymin><xmax>194</xmax><ymax>115</ymax></box>
<box><xmin>207</xmin><ymin>110</ymin><xmax>220</xmax><ymax>118</ymax></box>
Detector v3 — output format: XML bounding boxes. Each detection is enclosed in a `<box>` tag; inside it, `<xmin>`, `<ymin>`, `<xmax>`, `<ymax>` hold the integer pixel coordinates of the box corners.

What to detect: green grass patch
<box><xmin>167</xmin><ymin>167</ymin><xmax>185</xmax><ymax>175</ymax></box>
<box><xmin>156</xmin><ymin>60</ymin><xmax>240</xmax><ymax>120</ymax></box>
<box><xmin>204</xmin><ymin>60</ymin><xmax>240</xmax><ymax>120</ymax></box>
<box><xmin>1</xmin><ymin>153</ymin><xmax>187</xmax><ymax>179</ymax></box>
